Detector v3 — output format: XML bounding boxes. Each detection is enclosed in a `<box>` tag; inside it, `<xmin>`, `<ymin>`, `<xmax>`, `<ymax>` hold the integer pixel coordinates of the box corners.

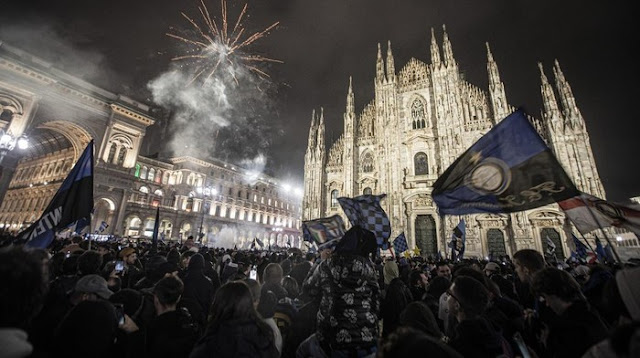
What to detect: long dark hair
<box><xmin>207</xmin><ymin>281</ymin><xmax>273</xmax><ymax>339</ymax></box>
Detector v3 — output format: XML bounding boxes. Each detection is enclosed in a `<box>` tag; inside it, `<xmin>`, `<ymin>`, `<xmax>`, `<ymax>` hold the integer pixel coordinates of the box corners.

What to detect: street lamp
<box><xmin>0</xmin><ymin>129</ymin><xmax>28</xmax><ymax>165</ymax></box>
<box><xmin>198</xmin><ymin>187</ymin><xmax>217</xmax><ymax>243</ymax></box>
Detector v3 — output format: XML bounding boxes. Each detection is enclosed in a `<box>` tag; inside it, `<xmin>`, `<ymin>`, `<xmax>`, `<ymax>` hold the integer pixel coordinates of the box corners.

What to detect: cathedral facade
<box><xmin>302</xmin><ymin>27</ymin><xmax>606</xmax><ymax>259</ymax></box>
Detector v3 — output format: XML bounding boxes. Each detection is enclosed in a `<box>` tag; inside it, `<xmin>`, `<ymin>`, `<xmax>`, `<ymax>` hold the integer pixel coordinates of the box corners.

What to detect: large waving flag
<box><xmin>449</xmin><ymin>219</ymin><xmax>466</xmax><ymax>260</ymax></box>
<box><xmin>21</xmin><ymin>140</ymin><xmax>94</xmax><ymax>248</ymax></box>
<box><xmin>337</xmin><ymin>194</ymin><xmax>391</xmax><ymax>246</ymax></box>
<box><xmin>392</xmin><ymin>232</ymin><xmax>408</xmax><ymax>254</ymax></box>
<box><xmin>433</xmin><ymin>108</ymin><xmax>579</xmax><ymax>215</ymax></box>
<box><xmin>302</xmin><ymin>215</ymin><xmax>346</xmax><ymax>249</ymax></box>
<box><xmin>559</xmin><ymin>193</ymin><xmax>640</xmax><ymax>236</ymax></box>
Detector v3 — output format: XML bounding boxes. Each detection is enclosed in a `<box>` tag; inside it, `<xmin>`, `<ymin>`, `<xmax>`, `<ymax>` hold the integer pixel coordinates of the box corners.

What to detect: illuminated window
<box><xmin>331</xmin><ymin>190</ymin><xmax>339</xmax><ymax>207</ymax></box>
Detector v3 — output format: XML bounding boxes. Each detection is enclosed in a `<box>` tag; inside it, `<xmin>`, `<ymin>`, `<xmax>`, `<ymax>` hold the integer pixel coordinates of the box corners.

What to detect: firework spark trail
<box><xmin>167</xmin><ymin>0</ymin><xmax>282</xmax><ymax>85</ymax></box>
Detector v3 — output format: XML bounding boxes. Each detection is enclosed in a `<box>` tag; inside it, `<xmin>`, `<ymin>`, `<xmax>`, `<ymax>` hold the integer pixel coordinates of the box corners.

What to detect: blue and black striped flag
<box><xmin>21</xmin><ymin>140</ymin><xmax>94</xmax><ymax>249</ymax></box>
<box><xmin>433</xmin><ymin>108</ymin><xmax>579</xmax><ymax>215</ymax></box>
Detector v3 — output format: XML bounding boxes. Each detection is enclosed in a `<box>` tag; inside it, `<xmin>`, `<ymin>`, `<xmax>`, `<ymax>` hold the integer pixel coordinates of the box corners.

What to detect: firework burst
<box><xmin>167</xmin><ymin>0</ymin><xmax>282</xmax><ymax>86</ymax></box>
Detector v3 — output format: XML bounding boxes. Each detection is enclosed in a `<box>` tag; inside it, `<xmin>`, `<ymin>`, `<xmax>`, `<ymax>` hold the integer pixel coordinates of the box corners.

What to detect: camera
<box><xmin>114</xmin><ymin>303</ymin><xmax>125</xmax><ymax>325</ymax></box>
<box><xmin>249</xmin><ymin>265</ymin><xmax>258</xmax><ymax>280</ymax></box>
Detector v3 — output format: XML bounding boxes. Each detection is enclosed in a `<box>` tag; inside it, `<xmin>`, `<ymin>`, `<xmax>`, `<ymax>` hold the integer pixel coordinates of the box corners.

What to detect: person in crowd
<box><xmin>423</xmin><ymin>275</ymin><xmax>451</xmax><ymax>332</ymax></box>
<box><xmin>297</xmin><ymin>225</ymin><xmax>380</xmax><ymax>358</ymax></box>
<box><xmin>146</xmin><ymin>275</ymin><xmax>199</xmax><ymax>358</ymax></box>
<box><xmin>262</xmin><ymin>262</ymin><xmax>289</xmax><ymax>300</ymax></box>
<box><xmin>0</xmin><ymin>247</ymin><xmax>48</xmax><ymax>358</ymax></box>
<box><xmin>382</xmin><ymin>259</ymin><xmax>399</xmax><ymax>294</ymax></box>
<box><xmin>436</xmin><ymin>261</ymin><xmax>453</xmax><ymax>281</ymax></box>
<box><xmin>408</xmin><ymin>268</ymin><xmax>429</xmax><ymax>302</ymax></box>
<box><xmin>531</xmin><ymin>267</ymin><xmax>608</xmax><ymax>358</ymax></box>
<box><xmin>583</xmin><ymin>266</ymin><xmax>640</xmax><ymax>357</ymax></box>
<box><xmin>397</xmin><ymin>300</ymin><xmax>447</xmax><ymax>342</ymax></box>
<box><xmin>377</xmin><ymin>327</ymin><xmax>463</xmax><ymax>358</ymax></box>
<box><xmin>119</xmin><ymin>247</ymin><xmax>142</xmax><ymax>288</ymax></box>
<box><xmin>77</xmin><ymin>250</ymin><xmax>103</xmax><ymax>276</ymax></box>
<box><xmin>181</xmin><ymin>253</ymin><xmax>215</xmax><ymax>333</ymax></box>
<box><xmin>133</xmin><ymin>254</ymin><xmax>168</xmax><ymax>290</ymax></box>
<box><xmin>290</xmin><ymin>253</ymin><xmax>314</xmax><ymax>288</ymax></box>
<box><xmin>446</xmin><ymin>275</ymin><xmax>507</xmax><ymax>358</ymax></box>
<box><xmin>483</xmin><ymin>261</ymin><xmax>501</xmax><ymax>278</ymax></box>
<box><xmin>381</xmin><ymin>270</ymin><xmax>414</xmax><ymax>338</ymax></box>
<box><xmin>189</xmin><ymin>280</ymin><xmax>279</xmax><ymax>358</ymax></box>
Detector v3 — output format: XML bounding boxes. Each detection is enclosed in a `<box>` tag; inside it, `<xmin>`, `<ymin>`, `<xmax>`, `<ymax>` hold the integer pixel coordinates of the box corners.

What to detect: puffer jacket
<box><xmin>303</xmin><ymin>254</ymin><xmax>380</xmax><ymax>352</ymax></box>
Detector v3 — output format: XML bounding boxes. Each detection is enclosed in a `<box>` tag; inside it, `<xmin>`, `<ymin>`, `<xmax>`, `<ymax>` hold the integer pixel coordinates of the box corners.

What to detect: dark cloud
<box><xmin>1</xmin><ymin>0</ymin><xmax>637</xmax><ymax>200</ymax></box>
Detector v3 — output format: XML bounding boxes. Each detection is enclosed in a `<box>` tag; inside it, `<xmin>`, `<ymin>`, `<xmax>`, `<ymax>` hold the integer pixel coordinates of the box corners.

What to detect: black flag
<box><xmin>21</xmin><ymin>140</ymin><xmax>94</xmax><ymax>248</ymax></box>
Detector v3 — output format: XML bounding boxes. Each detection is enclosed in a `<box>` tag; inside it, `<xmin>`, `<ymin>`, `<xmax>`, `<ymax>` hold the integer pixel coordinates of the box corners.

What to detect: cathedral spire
<box><xmin>344</xmin><ymin>77</ymin><xmax>356</xmax><ymax>135</ymax></box>
<box><xmin>486</xmin><ymin>42</ymin><xmax>508</xmax><ymax>120</ymax></box>
<box><xmin>307</xmin><ymin>109</ymin><xmax>318</xmax><ymax>150</ymax></box>
<box><xmin>442</xmin><ymin>25</ymin><xmax>456</xmax><ymax>67</ymax></box>
<box><xmin>538</xmin><ymin>62</ymin><xmax>561</xmax><ymax>132</ymax></box>
<box><xmin>430</xmin><ymin>27</ymin><xmax>441</xmax><ymax>67</ymax></box>
<box><xmin>316</xmin><ymin>107</ymin><xmax>325</xmax><ymax>154</ymax></box>
<box><xmin>553</xmin><ymin>59</ymin><xmax>583</xmax><ymax>129</ymax></box>
<box><xmin>386</xmin><ymin>40</ymin><xmax>396</xmax><ymax>82</ymax></box>
<box><xmin>376</xmin><ymin>43</ymin><xmax>386</xmax><ymax>83</ymax></box>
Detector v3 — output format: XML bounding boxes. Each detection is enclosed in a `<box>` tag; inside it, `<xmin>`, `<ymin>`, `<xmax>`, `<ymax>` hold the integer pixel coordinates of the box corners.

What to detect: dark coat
<box><xmin>545</xmin><ymin>301</ymin><xmax>608</xmax><ymax>358</ymax></box>
<box><xmin>146</xmin><ymin>308</ymin><xmax>199</xmax><ymax>358</ymax></box>
<box><xmin>182</xmin><ymin>254</ymin><xmax>215</xmax><ymax>327</ymax></box>
<box><xmin>448</xmin><ymin>317</ymin><xmax>506</xmax><ymax>358</ymax></box>
<box><xmin>189</xmin><ymin>318</ymin><xmax>279</xmax><ymax>358</ymax></box>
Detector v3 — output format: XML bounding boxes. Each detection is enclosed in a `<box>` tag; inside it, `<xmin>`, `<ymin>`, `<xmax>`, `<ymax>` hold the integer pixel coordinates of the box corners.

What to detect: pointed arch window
<box><xmin>331</xmin><ymin>189</ymin><xmax>339</xmax><ymax>207</ymax></box>
<box><xmin>107</xmin><ymin>143</ymin><xmax>117</xmax><ymax>163</ymax></box>
<box><xmin>140</xmin><ymin>166</ymin><xmax>148</xmax><ymax>180</ymax></box>
<box><xmin>411</xmin><ymin>99</ymin><xmax>427</xmax><ymax>129</ymax></box>
<box><xmin>147</xmin><ymin>168</ymin><xmax>156</xmax><ymax>181</ymax></box>
<box><xmin>361</xmin><ymin>152</ymin><xmax>374</xmax><ymax>173</ymax></box>
<box><xmin>414</xmin><ymin>152</ymin><xmax>429</xmax><ymax>175</ymax></box>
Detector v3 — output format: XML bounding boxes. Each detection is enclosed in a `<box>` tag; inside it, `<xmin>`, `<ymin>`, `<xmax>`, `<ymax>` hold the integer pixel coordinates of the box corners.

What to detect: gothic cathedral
<box><xmin>302</xmin><ymin>26</ymin><xmax>605</xmax><ymax>259</ymax></box>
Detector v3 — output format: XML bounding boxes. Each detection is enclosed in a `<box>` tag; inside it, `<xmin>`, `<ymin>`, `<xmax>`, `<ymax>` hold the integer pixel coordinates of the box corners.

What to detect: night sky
<box><xmin>1</xmin><ymin>0</ymin><xmax>638</xmax><ymax>201</ymax></box>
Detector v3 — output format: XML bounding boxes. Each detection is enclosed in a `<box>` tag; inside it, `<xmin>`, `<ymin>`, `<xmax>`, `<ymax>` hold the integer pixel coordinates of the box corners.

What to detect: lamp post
<box><xmin>198</xmin><ymin>187</ymin><xmax>217</xmax><ymax>243</ymax></box>
<box><xmin>0</xmin><ymin>129</ymin><xmax>28</xmax><ymax>165</ymax></box>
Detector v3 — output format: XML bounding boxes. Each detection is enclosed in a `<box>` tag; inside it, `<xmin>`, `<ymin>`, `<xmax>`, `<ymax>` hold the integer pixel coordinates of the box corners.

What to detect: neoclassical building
<box><xmin>0</xmin><ymin>42</ymin><xmax>302</xmax><ymax>248</ymax></box>
<box><xmin>303</xmin><ymin>26</ymin><xmax>611</xmax><ymax>259</ymax></box>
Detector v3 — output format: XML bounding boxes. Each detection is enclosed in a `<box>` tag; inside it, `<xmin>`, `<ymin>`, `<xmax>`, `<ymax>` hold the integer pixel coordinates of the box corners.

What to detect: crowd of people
<box><xmin>1</xmin><ymin>226</ymin><xmax>639</xmax><ymax>358</ymax></box>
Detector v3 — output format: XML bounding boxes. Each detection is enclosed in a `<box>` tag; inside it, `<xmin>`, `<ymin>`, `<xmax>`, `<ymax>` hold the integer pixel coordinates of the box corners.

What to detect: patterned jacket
<box><xmin>302</xmin><ymin>254</ymin><xmax>380</xmax><ymax>351</ymax></box>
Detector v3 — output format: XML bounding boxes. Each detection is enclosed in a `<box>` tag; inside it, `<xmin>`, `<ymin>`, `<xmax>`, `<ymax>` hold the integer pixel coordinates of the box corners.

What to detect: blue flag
<box><xmin>448</xmin><ymin>219</ymin><xmax>466</xmax><ymax>260</ymax></box>
<box><xmin>571</xmin><ymin>234</ymin><xmax>589</xmax><ymax>259</ymax></box>
<box><xmin>433</xmin><ymin>108</ymin><xmax>579</xmax><ymax>215</ymax></box>
<box><xmin>21</xmin><ymin>140</ymin><xmax>94</xmax><ymax>248</ymax></box>
<box><xmin>595</xmin><ymin>237</ymin><xmax>606</xmax><ymax>262</ymax></box>
<box><xmin>337</xmin><ymin>194</ymin><xmax>391</xmax><ymax>246</ymax></box>
<box><xmin>604</xmin><ymin>244</ymin><xmax>616</xmax><ymax>263</ymax></box>
<box><xmin>151</xmin><ymin>206</ymin><xmax>160</xmax><ymax>252</ymax></box>
<box><xmin>302</xmin><ymin>215</ymin><xmax>346</xmax><ymax>249</ymax></box>
<box><xmin>393</xmin><ymin>232</ymin><xmax>408</xmax><ymax>254</ymax></box>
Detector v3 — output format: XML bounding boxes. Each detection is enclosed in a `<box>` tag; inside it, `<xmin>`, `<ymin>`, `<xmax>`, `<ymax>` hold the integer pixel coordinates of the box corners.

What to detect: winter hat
<box><xmin>484</xmin><ymin>262</ymin><xmax>500</xmax><ymax>273</ymax></box>
<box><xmin>75</xmin><ymin>274</ymin><xmax>113</xmax><ymax>299</ymax></box>
<box><xmin>335</xmin><ymin>225</ymin><xmax>378</xmax><ymax>257</ymax></box>
<box><xmin>188</xmin><ymin>253</ymin><xmax>205</xmax><ymax>270</ymax></box>
<box><xmin>616</xmin><ymin>267</ymin><xmax>640</xmax><ymax>320</ymax></box>
<box><xmin>158</xmin><ymin>261</ymin><xmax>180</xmax><ymax>276</ymax></box>
<box><xmin>119</xmin><ymin>247</ymin><xmax>136</xmax><ymax>259</ymax></box>
<box><xmin>166</xmin><ymin>249</ymin><xmax>181</xmax><ymax>265</ymax></box>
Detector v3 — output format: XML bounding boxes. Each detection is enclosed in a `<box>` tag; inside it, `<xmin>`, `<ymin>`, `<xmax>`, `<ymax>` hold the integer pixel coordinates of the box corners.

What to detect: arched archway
<box><xmin>415</xmin><ymin>215</ymin><xmax>437</xmax><ymax>257</ymax></box>
<box><xmin>93</xmin><ymin>197</ymin><xmax>116</xmax><ymax>234</ymax></box>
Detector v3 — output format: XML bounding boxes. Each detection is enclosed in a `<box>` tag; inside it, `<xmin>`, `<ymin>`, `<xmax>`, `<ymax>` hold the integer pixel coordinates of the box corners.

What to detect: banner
<box><xmin>21</xmin><ymin>140</ymin><xmax>94</xmax><ymax>248</ymax></box>
<box><xmin>433</xmin><ymin>109</ymin><xmax>579</xmax><ymax>215</ymax></box>
<box><xmin>337</xmin><ymin>194</ymin><xmax>391</xmax><ymax>246</ymax></box>
<box><xmin>559</xmin><ymin>193</ymin><xmax>640</xmax><ymax>236</ymax></box>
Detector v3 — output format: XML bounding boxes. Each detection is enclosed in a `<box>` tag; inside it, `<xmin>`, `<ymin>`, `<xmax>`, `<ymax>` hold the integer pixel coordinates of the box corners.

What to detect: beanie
<box><xmin>188</xmin><ymin>253</ymin><xmax>205</xmax><ymax>270</ymax></box>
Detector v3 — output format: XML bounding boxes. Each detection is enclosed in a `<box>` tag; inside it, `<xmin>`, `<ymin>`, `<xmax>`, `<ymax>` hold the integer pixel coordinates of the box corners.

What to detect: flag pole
<box><xmin>565</xmin><ymin>217</ymin><xmax>597</xmax><ymax>255</ymax></box>
<box><xmin>579</xmin><ymin>196</ymin><xmax>622</xmax><ymax>263</ymax></box>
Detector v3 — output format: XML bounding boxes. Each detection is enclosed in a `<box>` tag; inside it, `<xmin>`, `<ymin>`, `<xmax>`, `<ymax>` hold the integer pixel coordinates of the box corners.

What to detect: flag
<box><xmin>98</xmin><ymin>221</ymin><xmax>109</xmax><ymax>233</ymax></box>
<box><xmin>432</xmin><ymin>109</ymin><xmax>579</xmax><ymax>215</ymax></box>
<box><xmin>393</xmin><ymin>232</ymin><xmax>408</xmax><ymax>254</ymax></box>
<box><xmin>302</xmin><ymin>215</ymin><xmax>346</xmax><ymax>249</ymax></box>
<box><xmin>571</xmin><ymin>234</ymin><xmax>589</xmax><ymax>259</ymax></box>
<box><xmin>559</xmin><ymin>193</ymin><xmax>640</xmax><ymax>236</ymax></box>
<box><xmin>448</xmin><ymin>219</ymin><xmax>466</xmax><ymax>260</ymax></box>
<box><xmin>21</xmin><ymin>140</ymin><xmax>94</xmax><ymax>248</ymax></box>
<box><xmin>337</xmin><ymin>194</ymin><xmax>391</xmax><ymax>246</ymax></box>
<box><xmin>256</xmin><ymin>237</ymin><xmax>264</xmax><ymax>247</ymax></box>
<box><xmin>151</xmin><ymin>206</ymin><xmax>160</xmax><ymax>251</ymax></box>
<box><xmin>595</xmin><ymin>237</ymin><xmax>606</xmax><ymax>262</ymax></box>
<box><xmin>74</xmin><ymin>217</ymin><xmax>90</xmax><ymax>234</ymax></box>
<box><xmin>604</xmin><ymin>244</ymin><xmax>616</xmax><ymax>263</ymax></box>
<box><xmin>545</xmin><ymin>235</ymin><xmax>556</xmax><ymax>256</ymax></box>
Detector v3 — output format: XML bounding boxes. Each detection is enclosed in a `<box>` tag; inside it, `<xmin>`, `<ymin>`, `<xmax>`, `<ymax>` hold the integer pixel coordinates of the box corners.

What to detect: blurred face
<box><xmin>97</xmin><ymin>247</ymin><xmax>109</xmax><ymax>256</ymax></box>
<box><xmin>446</xmin><ymin>283</ymin><xmax>461</xmax><ymax>316</ymax></box>
<box><xmin>437</xmin><ymin>265</ymin><xmax>452</xmax><ymax>280</ymax></box>
<box><xmin>513</xmin><ymin>259</ymin><xmax>529</xmax><ymax>283</ymax></box>
<box><xmin>125</xmin><ymin>253</ymin><xmax>137</xmax><ymax>265</ymax></box>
